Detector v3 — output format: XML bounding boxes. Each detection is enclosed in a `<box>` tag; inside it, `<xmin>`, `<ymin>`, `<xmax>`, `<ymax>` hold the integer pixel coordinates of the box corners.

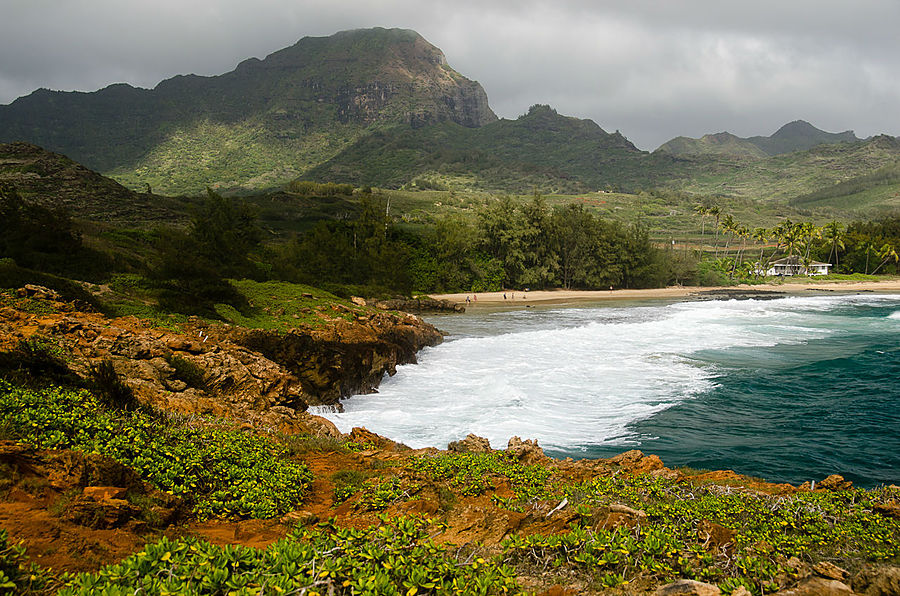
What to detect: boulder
<box><xmin>853</xmin><ymin>565</ymin><xmax>900</xmax><ymax>596</ymax></box>
<box><xmin>873</xmin><ymin>501</ymin><xmax>900</xmax><ymax>520</ymax></box>
<box><xmin>819</xmin><ymin>474</ymin><xmax>853</xmax><ymax>491</ymax></box>
<box><xmin>17</xmin><ymin>284</ymin><xmax>61</xmax><ymax>300</ymax></box>
<box><xmin>506</xmin><ymin>436</ymin><xmax>546</xmax><ymax>464</ymax></box>
<box><xmin>654</xmin><ymin>579</ymin><xmax>721</xmax><ymax>596</ymax></box>
<box><xmin>448</xmin><ymin>434</ymin><xmax>492</xmax><ymax>453</ymax></box>
<box><xmin>813</xmin><ymin>562</ymin><xmax>849</xmax><ymax>581</ymax></box>
<box><xmin>82</xmin><ymin>486</ymin><xmax>128</xmax><ymax>501</ymax></box>
<box><xmin>609</xmin><ymin>449</ymin><xmax>666</xmax><ymax>474</ymax></box>
<box><xmin>609</xmin><ymin>503</ymin><xmax>648</xmax><ymax>518</ymax></box>
<box><xmin>280</xmin><ymin>510</ymin><xmax>319</xmax><ymax>526</ymax></box>
<box><xmin>774</xmin><ymin>577</ymin><xmax>856</xmax><ymax>596</ymax></box>
<box><xmin>697</xmin><ymin>520</ymin><xmax>735</xmax><ymax>552</ymax></box>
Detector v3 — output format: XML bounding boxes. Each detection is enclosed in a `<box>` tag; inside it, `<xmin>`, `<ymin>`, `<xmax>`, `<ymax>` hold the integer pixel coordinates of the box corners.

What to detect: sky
<box><xmin>2</xmin><ymin>0</ymin><xmax>898</xmax><ymax>150</ymax></box>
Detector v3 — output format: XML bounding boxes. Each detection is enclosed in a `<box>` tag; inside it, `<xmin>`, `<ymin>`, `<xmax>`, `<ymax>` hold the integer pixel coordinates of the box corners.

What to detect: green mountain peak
<box><xmin>0</xmin><ymin>28</ymin><xmax>496</xmax><ymax>194</ymax></box>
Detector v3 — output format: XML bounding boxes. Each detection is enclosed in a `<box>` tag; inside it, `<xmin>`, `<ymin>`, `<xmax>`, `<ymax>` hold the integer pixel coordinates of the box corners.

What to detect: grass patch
<box><xmin>163</xmin><ymin>354</ymin><xmax>207</xmax><ymax>390</ymax></box>
<box><xmin>331</xmin><ymin>469</ymin><xmax>367</xmax><ymax>503</ymax></box>
<box><xmin>281</xmin><ymin>433</ymin><xmax>348</xmax><ymax>456</ymax></box>
<box><xmin>0</xmin><ymin>337</ymin><xmax>76</xmax><ymax>386</ymax></box>
<box><xmin>87</xmin><ymin>359</ymin><xmax>139</xmax><ymax>412</ymax></box>
<box><xmin>215</xmin><ymin>279</ymin><xmax>367</xmax><ymax>331</ymax></box>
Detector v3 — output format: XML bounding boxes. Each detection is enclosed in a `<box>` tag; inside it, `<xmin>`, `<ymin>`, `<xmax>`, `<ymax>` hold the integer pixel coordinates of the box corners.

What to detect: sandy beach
<box><xmin>431</xmin><ymin>279</ymin><xmax>900</xmax><ymax>307</ymax></box>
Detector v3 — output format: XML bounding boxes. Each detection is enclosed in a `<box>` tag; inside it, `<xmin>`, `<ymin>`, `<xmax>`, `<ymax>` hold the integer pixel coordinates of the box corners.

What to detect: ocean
<box><xmin>317</xmin><ymin>293</ymin><xmax>900</xmax><ymax>488</ymax></box>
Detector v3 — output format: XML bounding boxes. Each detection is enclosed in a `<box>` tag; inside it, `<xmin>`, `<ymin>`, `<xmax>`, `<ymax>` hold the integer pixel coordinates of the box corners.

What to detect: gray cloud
<box><xmin>1</xmin><ymin>0</ymin><xmax>898</xmax><ymax>149</ymax></box>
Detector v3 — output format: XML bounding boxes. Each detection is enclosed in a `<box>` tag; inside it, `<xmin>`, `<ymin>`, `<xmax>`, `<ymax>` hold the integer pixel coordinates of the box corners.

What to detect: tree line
<box><xmin>3</xmin><ymin>181</ymin><xmax>899</xmax><ymax>320</ymax></box>
<box><xmin>274</xmin><ymin>193</ymin><xmax>677</xmax><ymax>294</ymax></box>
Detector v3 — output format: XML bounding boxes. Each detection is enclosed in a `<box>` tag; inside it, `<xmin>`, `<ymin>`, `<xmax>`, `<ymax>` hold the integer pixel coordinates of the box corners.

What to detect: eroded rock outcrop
<box><xmin>0</xmin><ymin>291</ymin><xmax>441</xmax><ymax>428</ymax></box>
<box><xmin>231</xmin><ymin>311</ymin><xmax>443</xmax><ymax>407</ymax></box>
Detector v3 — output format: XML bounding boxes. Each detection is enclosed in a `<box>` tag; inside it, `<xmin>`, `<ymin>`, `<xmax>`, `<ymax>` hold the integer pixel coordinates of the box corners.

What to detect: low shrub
<box><xmin>163</xmin><ymin>354</ymin><xmax>207</xmax><ymax>390</ymax></box>
<box><xmin>0</xmin><ymin>381</ymin><xmax>313</xmax><ymax>519</ymax></box>
<box><xmin>0</xmin><ymin>528</ymin><xmax>66</xmax><ymax>595</ymax></box>
<box><xmin>59</xmin><ymin>517</ymin><xmax>520</xmax><ymax>595</ymax></box>
<box><xmin>88</xmin><ymin>359</ymin><xmax>139</xmax><ymax>411</ymax></box>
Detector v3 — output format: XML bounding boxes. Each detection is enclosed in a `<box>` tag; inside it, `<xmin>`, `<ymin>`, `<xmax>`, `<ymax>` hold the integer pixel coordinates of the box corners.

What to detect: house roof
<box><xmin>770</xmin><ymin>256</ymin><xmax>831</xmax><ymax>266</ymax></box>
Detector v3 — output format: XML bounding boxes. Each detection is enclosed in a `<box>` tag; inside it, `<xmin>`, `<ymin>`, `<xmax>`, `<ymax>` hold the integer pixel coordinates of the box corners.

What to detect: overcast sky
<box><xmin>2</xmin><ymin>0</ymin><xmax>898</xmax><ymax>150</ymax></box>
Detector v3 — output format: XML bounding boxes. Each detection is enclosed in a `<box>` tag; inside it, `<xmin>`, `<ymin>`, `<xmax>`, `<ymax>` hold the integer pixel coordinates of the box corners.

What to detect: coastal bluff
<box><xmin>0</xmin><ymin>286</ymin><xmax>442</xmax><ymax>429</ymax></box>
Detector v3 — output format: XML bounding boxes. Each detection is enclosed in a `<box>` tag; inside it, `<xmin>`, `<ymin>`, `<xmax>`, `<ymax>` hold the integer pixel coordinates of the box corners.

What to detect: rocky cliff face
<box><xmin>0</xmin><ymin>287</ymin><xmax>442</xmax><ymax>430</ymax></box>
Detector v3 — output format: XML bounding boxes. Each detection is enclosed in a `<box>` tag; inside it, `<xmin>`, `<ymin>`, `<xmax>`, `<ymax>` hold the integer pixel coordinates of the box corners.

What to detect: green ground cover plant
<box><xmin>501</xmin><ymin>474</ymin><xmax>900</xmax><ymax>594</ymax></box>
<box><xmin>409</xmin><ymin>452</ymin><xmax>553</xmax><ymax>506</ymax></box>
<box><xmin>59</xmin><ymin>516</ymin><xmax>520</xmax><ymax>595</ymax></box>
<box><xmin>0</xmin><ymin>381</ymin><xmax>312</xmax><ymax>519</ymax></box>
<box><xmin>0</xmin><ymin>528</ymin><xmax>69</xmax><ymax>595</ymax></box>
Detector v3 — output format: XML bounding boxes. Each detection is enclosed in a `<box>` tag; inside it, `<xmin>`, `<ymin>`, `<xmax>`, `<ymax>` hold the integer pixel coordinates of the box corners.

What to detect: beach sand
<box><xmin>431</xmin><ymin>279</ymin><xmax>900</xmax><ymax>307</ymax></box>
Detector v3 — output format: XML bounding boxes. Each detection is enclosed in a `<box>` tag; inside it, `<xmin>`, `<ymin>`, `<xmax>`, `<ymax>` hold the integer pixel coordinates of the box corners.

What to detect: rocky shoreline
<box><xmin>0</xmin><ymin>286</ymin><xmax>442</xmax><ymax>430</ymax></box>
<box><xmin>1</xmin><ymin>287</ymin><xmax>898</xmax><ymax>595</ymax></box>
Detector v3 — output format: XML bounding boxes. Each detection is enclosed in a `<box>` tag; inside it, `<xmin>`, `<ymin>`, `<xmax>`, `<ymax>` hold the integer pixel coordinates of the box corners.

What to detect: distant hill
<box><xmin>0</xmin><ymin>28</ymin><xmax>496</xmax><ymax>195</ymax></box>
<box><xmin>747</xmin><ymin>120</ymin><xmax>861</xmax><ymax>155</ymax></box>
<box><xmin>655</xmin><ymin>132</ymin><xmax>767</xmax><ymax>159</ymax></box>
<box><xmin>668</xmin><ymin>135</ymin><xmax>900</xmax><ymax>202</ymax></box>
<box><xmin>304</xmin><ymin>104</ymin><xmax>647</xmax><ymax>193</ymax></box>
<box><xmin>0</xmin><ymin>142</ymin><xmax>180</xmax><ymax>223</ymax></box>
<box><xmin>656</xmin><ymin>120</ymin><xmax>860</xmax><ymax>158</ymax></box>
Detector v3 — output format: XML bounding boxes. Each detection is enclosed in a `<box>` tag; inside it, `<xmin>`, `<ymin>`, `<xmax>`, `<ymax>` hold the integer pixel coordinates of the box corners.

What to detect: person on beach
<box><xmin>473</xmin><ymin>294</ymin><xmax>477</xmax><ymax>302</ymax></box>
<box><xmin>465</xmin><ymin>296</ymin><xmax>470</xmax><ymax>305</ymax></box>
<box><xmin>503</xmin><ymin>293</ymin><xmax>507</xmax><ymax>300</ymax></box>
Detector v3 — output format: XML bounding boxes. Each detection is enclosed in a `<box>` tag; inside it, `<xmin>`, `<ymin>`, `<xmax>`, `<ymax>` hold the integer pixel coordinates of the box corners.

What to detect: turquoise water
<box><xmin>321</xmin><ymin>294</ymin><xmax>900</xmax><ymax>488</ymax></box>
<box><xmin>588</xmin><ymin>302</ymin><xmax>900</xmax><ymax>487</ymax></box>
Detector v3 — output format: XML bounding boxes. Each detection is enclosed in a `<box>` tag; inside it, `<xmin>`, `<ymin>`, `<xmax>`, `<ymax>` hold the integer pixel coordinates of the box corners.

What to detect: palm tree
<box><xmin>708</xmin><ymin>205</ymin><xmax>722</xmax><ymax>257</ymax></box>
<box><xmin>731</xmin><ymin>224</ymin><xmax>750</xmax><ymax>278</ymax></box>
<box><xmin>720</xmin><ymin>213</ymin><xmax>736</xmax><ymax>254</ymax></box>
<box><xmin>798</xmin><ymin>222</ymin><xmax>820</xmax><ymax>273</ymax></box>
<box><xmin>822</xmin><ymin>220</ymin><xmax>846</xmax><ymax>272</ymax></box>
<box><xmin>863</xmin><ymin>241</ymin><xmax>877</xmax><ymax>274</ymax></box>
<box><xmin>871</xmin><ymin>243</ymin><xmax>899</xmax><ymax>275</ymax></box>
<box><xmin>752</xmin><ymin>227</ymin><xmax>770</xmax><ymax>276</ymax></box>
<box><xmin>693</xmin><ymin>204</ymin><xmax>708</xmax><ymax>246</ymax></box>
<box><xmin>777</xmin><ymin>220</ymin><xmax>802</xmax><ymax>258</ymax></box>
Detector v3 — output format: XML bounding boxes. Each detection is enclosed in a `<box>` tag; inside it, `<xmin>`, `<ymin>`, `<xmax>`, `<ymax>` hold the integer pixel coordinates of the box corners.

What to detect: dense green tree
<box><xmin>275</xmin><ymin>196</ymin><xmax>412</xmax><ymax>293</ymax></box>
<box><xmin>518</xmin><ymin>194</ymin><xmax>558</xmax><ymax>289</ymax></box>
<box><xmin>476</xmin><ymin>196</ymin><xmax>527</xmax><ymax>287</ymax></box>
<box><xmin>189</xmin><ymin>188</ymin><xmax>262</xmax><ymax>276</ymax></box>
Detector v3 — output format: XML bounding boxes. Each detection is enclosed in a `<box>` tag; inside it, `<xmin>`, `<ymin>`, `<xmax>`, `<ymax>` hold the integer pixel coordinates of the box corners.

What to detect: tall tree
<box><xmin>822</xmin><ymin>220</ymin><xmax>846</xmax><ymax>272</ymax></box>
<box><xmin>190</xmin><ymin>188</ymin><xmax>261</xmax><ymax>276</ymax></box>
<box><xmin>871</xmin><ymin>243</ymin><xmax>899</xmax><ymax>274</ymax></box>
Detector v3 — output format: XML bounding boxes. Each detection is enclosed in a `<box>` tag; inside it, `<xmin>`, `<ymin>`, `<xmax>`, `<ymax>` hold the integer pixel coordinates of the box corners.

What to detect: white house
<box><xmin>763</xmin><ymin>256</ymin><xmax>832</xmax><ymax>276</ymax></box>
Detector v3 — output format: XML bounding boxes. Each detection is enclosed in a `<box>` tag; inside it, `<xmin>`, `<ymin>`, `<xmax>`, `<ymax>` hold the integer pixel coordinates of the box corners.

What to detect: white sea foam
<box><xmin>315</xmin><ymin>294</ymin><xmax>900</xmax><ymax>452</ymax></box>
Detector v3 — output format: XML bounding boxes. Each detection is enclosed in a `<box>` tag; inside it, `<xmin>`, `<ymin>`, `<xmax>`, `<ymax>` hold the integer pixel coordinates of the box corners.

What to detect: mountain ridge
<box><xmin>656</xmin><ymin>119</ymin><xmax>861</xmax><ymax>158</ymax></box>
<box><xmin>0</xmin><ymin>28</ymin><xmax>496</xmax><ymax>194</ymax></box>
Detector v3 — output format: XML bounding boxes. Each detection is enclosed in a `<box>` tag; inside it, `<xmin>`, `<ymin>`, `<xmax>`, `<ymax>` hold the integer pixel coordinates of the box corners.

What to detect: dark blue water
<box><xmin>581</xmin><ymin>301</ymin><xmax>900</xmax><ymax>488</ymax></box>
